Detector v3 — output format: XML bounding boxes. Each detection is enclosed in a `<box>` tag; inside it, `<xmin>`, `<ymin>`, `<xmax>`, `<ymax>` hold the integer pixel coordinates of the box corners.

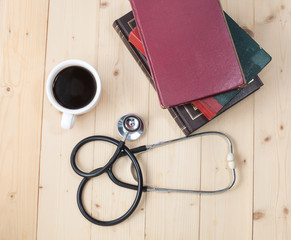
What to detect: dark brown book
<box><xmin>113</xmin><ymin>12</ymin><xmax>264</xmax><ymax>135</ymax></box>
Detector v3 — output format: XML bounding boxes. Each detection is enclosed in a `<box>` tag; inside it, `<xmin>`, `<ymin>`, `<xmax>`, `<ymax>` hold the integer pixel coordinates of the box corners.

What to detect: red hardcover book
<box><xmin>129</xmin><ymin>28</ymin><xmax>146</xmax><ymax>56</ymax></box>
<box><xmin>129</xmin><ymin>0</ymin><xmax>246</xmax><ymax>108</ymax></box>
<box><xmin>129</xmin><ymin>28</ymin><xmax>223</xmax><ymax>119</ymax></box>
<box><xmin>192</xmin><ymin>98</ymin><xmax>222</xmax><ymax>120</ymax></box>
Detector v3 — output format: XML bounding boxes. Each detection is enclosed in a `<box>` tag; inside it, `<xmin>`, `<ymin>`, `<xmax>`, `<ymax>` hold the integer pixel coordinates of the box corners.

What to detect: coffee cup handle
<box><xmin>61</xmin><ymin>113</ymin><xmax>77</xmax><ymax>129</ymax></box>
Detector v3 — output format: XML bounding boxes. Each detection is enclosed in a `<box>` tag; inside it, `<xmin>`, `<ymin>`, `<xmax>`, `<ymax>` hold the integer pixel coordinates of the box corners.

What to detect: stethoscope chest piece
<box><xmin>117</xmin><ymin>114</ymin><xmax>144</xmax><ymax>141</ymax></box>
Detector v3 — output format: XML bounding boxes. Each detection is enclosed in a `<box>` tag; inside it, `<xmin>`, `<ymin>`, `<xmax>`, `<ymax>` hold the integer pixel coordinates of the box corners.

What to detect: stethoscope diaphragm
<box><xmin>117</xmin><ymin>114</ymin><xmax>144</xmax><ymax>141</ymax></box>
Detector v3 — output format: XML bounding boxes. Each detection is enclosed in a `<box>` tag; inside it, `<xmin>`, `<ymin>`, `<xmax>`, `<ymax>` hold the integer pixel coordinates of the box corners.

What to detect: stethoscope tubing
<box><xmin>71</xmin><ymin>136</ymin><xmax>124</xmax><ymax>178</ymax></box>
<box><xmin>72</xmin><ymin>135</ymin><xmax>144</xmax><ymax>226</ymax></box>
<box><xmin>71</xmin><ymin>132</ymin><xmax>236</xmax><ymax>226</ymax></box>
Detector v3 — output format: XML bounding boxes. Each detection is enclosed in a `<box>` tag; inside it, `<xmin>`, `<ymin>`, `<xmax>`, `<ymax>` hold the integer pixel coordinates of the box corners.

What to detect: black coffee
<box><xmin>52</xmin><ymin>66</ymin><xmax>96</xmax><ymax>109</ymax></box>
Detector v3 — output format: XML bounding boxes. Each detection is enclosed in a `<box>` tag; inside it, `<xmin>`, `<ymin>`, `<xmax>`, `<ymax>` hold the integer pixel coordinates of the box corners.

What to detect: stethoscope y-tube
<box><xmin>71</xmin><ymin>114</ymin><xmax>236</xmax><ymax>226</ymax></box>
<box><xmin>73</xmin><ymin>135</ymin><xmax>144</xmax><ymax>226</ymax></box>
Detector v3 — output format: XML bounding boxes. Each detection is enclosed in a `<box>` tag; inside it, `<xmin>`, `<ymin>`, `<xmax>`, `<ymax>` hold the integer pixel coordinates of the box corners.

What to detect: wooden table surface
<box><xmin>1</xmin><ymin>0</ymin><xmax>290</xmax><ymax>239</ymax></box>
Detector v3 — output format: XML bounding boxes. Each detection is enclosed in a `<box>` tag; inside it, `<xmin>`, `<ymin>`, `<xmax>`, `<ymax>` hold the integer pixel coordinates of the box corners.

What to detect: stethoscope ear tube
<box><xmin>71</xmin><ymin>135</ymin><xmax>144</xmax><ymax>226</ymax></box>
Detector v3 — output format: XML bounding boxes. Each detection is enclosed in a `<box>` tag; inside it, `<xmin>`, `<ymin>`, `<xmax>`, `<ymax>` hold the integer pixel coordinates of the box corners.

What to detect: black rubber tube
<box><xmin>71</xmin><ymin>136</ymin><xmax>124</xmax><ymax>178</ymax></box>
<box><xmin>71</xmin><ymin>135</ymin><xmax>143</xmax><ymax>226</ymax></box>
<box><xmin>107</xmin><ymin>166</ymin><xmax>147</xmax><ymax>192</ymax></box>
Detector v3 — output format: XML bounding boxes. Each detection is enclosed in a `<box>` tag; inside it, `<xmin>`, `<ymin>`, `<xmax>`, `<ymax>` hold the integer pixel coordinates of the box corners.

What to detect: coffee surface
<box><xmin>53</xmin><ymin>66</ymin><xmax>96</xmax><ymax>109</ymax></box>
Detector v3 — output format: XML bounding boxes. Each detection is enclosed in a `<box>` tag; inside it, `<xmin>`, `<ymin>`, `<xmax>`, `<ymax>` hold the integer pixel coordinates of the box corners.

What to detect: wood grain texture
<box><xmin>253</xmin><ymin>0</ymin><xmax>291</xmax><ymax>239</ymax></box>
<box><xmin>0</xmin><ymin>0</ymin><xmax>49</xmax><ymax>239</ymax></box>
<box><xmin>199</xmin><ymin>1</ymin><xmax>255</xmax><ymax>239</ymax></box>
<box><xmin>37</xmin><ymin>0</ymin><xmax>100</xmax><ymax>239</ymax></box>
<box><xmin>1</xmin><ymin>0</ymin><xmax>290</xmax><ymax>239</ymax></box>
<box><xmin>145</xmin><ymin>103</ymin><xmax>201</xmax><ymax>239</ymax></box>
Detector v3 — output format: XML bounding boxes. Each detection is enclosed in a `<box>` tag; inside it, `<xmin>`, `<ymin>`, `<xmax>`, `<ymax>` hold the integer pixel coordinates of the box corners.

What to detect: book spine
<box><xmin>113</xmin><ymin>20</ymin><xmax>191</xmax><ymax>135</ymax></box>
<box><xmin>168</xmin><ymin>107</ymin><xmax>191</xmax><ymax>136</ymax></box>
<box><xmin>113</xmin><ymin>20</ymin><xmax>153</xmax><ymax>86</ymax></box>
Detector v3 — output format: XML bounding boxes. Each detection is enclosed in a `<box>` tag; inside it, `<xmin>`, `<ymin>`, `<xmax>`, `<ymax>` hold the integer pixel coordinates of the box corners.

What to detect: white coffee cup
<box><xmin>46</xmin><ymin>59</ymin><xmax>101</xmax><ymax>129</ymax></box>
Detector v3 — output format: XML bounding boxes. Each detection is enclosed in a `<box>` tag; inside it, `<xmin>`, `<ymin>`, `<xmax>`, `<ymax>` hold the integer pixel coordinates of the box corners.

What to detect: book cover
<box><xmin>129</xmin><ymin>0</ymin><xmax>245</xmax><ymax>108</ymax></box>
<box><xmin>113</xmin><ymin>12</ymin><xmax>264</xmax><ymax>135</ymax></box>
<box><xmin>128</xmin><ymin>14</ymin><xmax>271</xmax><ymax>119</ymax></box>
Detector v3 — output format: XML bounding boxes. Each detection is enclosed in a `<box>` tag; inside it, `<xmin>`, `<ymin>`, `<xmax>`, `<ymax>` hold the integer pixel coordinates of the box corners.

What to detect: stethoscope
<box><xmin>71</xmin><ymin>114</ymin><xmax>236</xmax><ymax>226</ymax></box>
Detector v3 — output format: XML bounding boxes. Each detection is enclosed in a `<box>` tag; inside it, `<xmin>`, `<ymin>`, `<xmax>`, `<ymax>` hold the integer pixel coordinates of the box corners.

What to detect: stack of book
<box><xmin>113</xmin><ymin>1</ymin><xmax>271</xmax><ymax>136</ymax></box>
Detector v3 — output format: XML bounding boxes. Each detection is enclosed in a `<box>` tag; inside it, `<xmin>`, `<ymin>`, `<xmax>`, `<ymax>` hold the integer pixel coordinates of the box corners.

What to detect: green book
<box><xmin>214</xmin><ymin>13</ymin><xmax>271</xmax><ymax>106</ymax></box>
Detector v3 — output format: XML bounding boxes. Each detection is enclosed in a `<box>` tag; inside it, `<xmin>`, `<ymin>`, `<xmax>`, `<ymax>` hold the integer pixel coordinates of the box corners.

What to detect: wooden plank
<box><xmin>199</xmin><ymin>0</ymin><xmax>255</xmax><ymax>239</ymax></box>
<box><xmin>37</xmin><ymin>0</ymin><xmax>100</xmax><ymax>239</ymax></box>
<box><xmin>0</xmin><ymin>0</ymin><xmax>49</xmax><ymax>239</ymax></box>
<box><xmin>253</xmin><ymin>0</ymin><xmax>291</xmax><ymax>239</ymax></box>
<box><xmin>90</xmin><ymin>0</ymin><xmax>149</xmax><ymax>239</ymax></box>
<box><xmin>145</xmin><ymin>102</ymin><xmax>201</xmax><ymax>239</ymax></box>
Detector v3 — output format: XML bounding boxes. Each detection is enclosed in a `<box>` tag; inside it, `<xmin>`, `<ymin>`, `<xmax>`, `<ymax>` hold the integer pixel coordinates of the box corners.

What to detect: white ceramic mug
<box><xmin>46</xmin><ymin>59</ymin><xmax>101</xmax><ymax>129</ymax></box>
